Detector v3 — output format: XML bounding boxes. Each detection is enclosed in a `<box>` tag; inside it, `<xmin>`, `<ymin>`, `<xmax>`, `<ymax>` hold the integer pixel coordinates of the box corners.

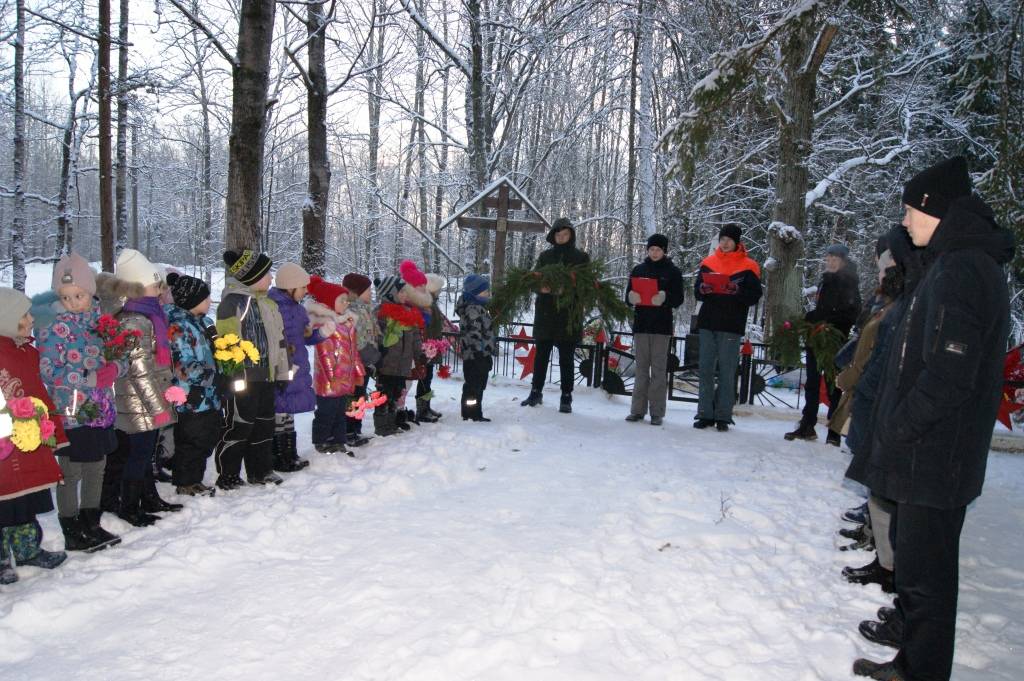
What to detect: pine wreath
<box><xmin>767</xmin><ymin>318</ymin><xmax>846</xmax><ymax>383</ymax></box>
<box><xmin>489</xmin><ymin>260</ymin><xmax>631</xmax><ymax>334</ymax></box>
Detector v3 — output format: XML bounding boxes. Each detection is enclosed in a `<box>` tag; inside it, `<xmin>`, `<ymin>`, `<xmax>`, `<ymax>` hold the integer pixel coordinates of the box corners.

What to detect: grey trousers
<box><xmin>55</xmin><ymin>457</ymin><xmax>106</xmax><ymax>517</ymax></box>
<box><xmin>630</xmin><ymin>333</ymin><xmax>671</xmax><ymax>418</ymax></box>
<box><xmin>870</xmin><ymin>494</ymin><xmax>896</xmax><ymax>571</ymax></box>
<box><xmin>697</xmin><ymin>329</ymin><xmax>742</xmax><ymax>422</ymax></box>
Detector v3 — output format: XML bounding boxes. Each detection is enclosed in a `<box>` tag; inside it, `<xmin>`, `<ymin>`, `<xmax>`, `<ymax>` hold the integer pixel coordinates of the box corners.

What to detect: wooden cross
<box><xmin>440</xmin><ymin>176</ymin><xmax>549</xmax><ymax>282</ymax></box>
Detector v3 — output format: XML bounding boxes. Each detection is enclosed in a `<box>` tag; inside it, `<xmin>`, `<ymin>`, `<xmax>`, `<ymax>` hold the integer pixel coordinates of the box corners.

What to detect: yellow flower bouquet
<box><xmin>213</xmin><ymin>333</ymin><xmax>261</xmax><ymax>392</ymax></box>
<box><xmin>0</xmin><ymin>393</ymin><xmax>58</xmax><ymax>460</ymax></box>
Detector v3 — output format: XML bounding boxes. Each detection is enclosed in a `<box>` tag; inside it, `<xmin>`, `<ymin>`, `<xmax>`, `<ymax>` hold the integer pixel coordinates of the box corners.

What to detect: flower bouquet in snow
<box><xmin>421</xmin><ymin>338</ymin><xmax>451</xmax><ymax>363</ymax></box>
<box><xmin>0</xmin><ymin>392</ymin><xmax>58</xmax><ymax>461</ymax></box>
<box><xmin>345</xmin><ymin>391</ymin><xmax>389</xmax><ymax>420</ymax></box>
<box><xmin>213</xmin><ymin>333</ymin><xmax>261</xmax><ymax>392</ymax></box>
<box><xmin>378</xmin><ymin>303</ymin><xmax>425</xmax><ymax>348</ymax></box>
<box><xmin>95</xmin><ymin>314</ymin><xmax>142</xmax><ymax>361</ymax></box>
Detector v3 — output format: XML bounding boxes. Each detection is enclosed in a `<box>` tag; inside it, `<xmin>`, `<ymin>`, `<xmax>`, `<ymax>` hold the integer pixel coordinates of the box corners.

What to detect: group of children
<box><xmin>0</xmin><ymin>247</ymin><xmax>497</xmax><ymax>585</ymax></box>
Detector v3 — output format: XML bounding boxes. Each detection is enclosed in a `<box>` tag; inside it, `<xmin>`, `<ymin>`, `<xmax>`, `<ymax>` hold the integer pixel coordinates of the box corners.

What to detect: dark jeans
<box><xmin>347</xmin><ymin>374</ymin><xmax>370</xmax><ymax>435</ymax></box>
<box><xmin>892</xmin><ymin>502</ymin><xmax>967</xmax><ymax>681</ymax></box>
<box><xmin>312</xmin><ymin>396</ymin><xmax>350</xmax><ymax>446</ymax></box>
<box><xmin>462</xmin><ymin>356</ymin><xmax>493</xmax><ymax>406</ymax></box>
<box><xmin>800</xmin><ymin>346</ymin><xmax>842</xmax><ymax>427</ymax></box>
<box><xmin>123</xmin><ymin>430</ymin><xmax>160</xmax><ymax>482</ymax></box>
<box><xmin>173</xmin><ymin>410</ymin><xmax>223</xmax><ymax>486</ymax></box>
<box><xmin>214</xmin><ymin>382</ymin><xmax>275</xmax><ymax>479</ymax></box>
<box><xmin>532</xmin><ymin>340</ymin><xmax>576</xmax><ymax>393</ymax></box>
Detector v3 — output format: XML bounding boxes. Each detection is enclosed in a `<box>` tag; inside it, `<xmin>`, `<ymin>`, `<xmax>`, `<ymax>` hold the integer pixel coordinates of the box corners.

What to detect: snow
<box><xmin>1</xmin><ymin>375</ymin><xmax>1023</xmax><ymax>680</ymax></box>
<box><xmin>768</xmin><ymin>221</ymin><xmax>803</xmax><ymax>244</ymax></box>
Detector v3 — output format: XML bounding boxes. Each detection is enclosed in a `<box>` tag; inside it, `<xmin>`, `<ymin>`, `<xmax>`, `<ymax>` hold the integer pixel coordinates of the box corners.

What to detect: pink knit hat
<box><xmin>52</xmin><ymin>252</ymin><xmax>97</xmax><ymax>296</ymax></box>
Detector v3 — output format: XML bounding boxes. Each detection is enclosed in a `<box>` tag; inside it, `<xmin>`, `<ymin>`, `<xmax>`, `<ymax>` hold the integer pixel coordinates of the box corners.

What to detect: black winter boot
<box><xmin>79</xmin><ymin>508</ymin><xmax>122</xmax><ymax>549</ymax></box>
<box><xmin>470</xmin><ymin>401</ymin><xmax>491</xmax><ymax>422</ymax></box>
<box><xmin>141</xmin><ymin>475</ymin><xmax>184</xmax><ymax>513</ymax></box>
<box><xmin>59</xmin><ymin>516</ymin><xmax>103</xmax><ymax>553</ymax></box>
<box><xmin>273</xmin><ymin>432</ymin><xmax>305</xmax><ymax>472</ymax></box>
<box><xmin>559</xmin><ymin>392</ymin><xmax>572</xmax><ymax>414</ymax></box>
<box><xmin>784</xmin><ymin>421</ymin><xmax>817</xmax><ymax>441</ymax></box>
<box><xmin>859</xmin><ymin>618</ymin><xmax>902</xmax><ymax>649</ymax></box>
<box><xmin>395</xmin><ymin>408</ymin><xmax>412</xmax><ymax>431</ymax></box>
<box><xmin>852</xmin><ymin>658</ymin><xmax>907</xmax><ymax>680</ymax></box>
<box><xmin>826</xmin><ymin>429</ymin><xmax>842</xmax><ymax>447</ymax></box>
<box><xmin>118</xmin><ymin>481</ymin><xmax>159</xmax><ymax>527</ymax></box>
<box><xmin>416</xmin><ymin>400</ymin><xmax>440</xmax><ymax>423</ymax></box>
<box><xmin>373</xmin><ymin>405</ymin><xmax>397</xmax><ymax>437</ymax></box>
<box><xmin>843</xmin><ymin>557</ymin><xmax>895</xmax><ymax>592</ymax></box>
<box><xmin>520</xmin><ymin>390</ymin><xmax>543</xmax><ymax>407</ymax></box>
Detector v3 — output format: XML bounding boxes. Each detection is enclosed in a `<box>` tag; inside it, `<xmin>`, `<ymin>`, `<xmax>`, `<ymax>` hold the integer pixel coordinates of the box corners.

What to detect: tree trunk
<box><xmin>301</xmin><ymin>1</ymin><xmax>330</xmax><ymax>276</ymax></box>
<box><xmin>225</xmin><ymin>0</ymin><xmax>276</xmax><ymax>251</ymax></box>
<box><xmin>636</xmin><ymin>0</ymin><xmax>657</xmax><ymax>240</ymax></box>
<box><xmin>192</xmin><ymin>1</ymin><xmax>214</xmax><ymax>284</ymax></box>
<box><xmin>11</xmin><ymin>0</ymin><xmax>26</xmax><ymax>290</ymax></box>
<box><xmin>55</xmin><ymin>34</ymin><xmax>86</xmax><ymax>259</ymax></box>
<box><xmin>765</xmin><ymin>15</ymin><xmax>836</xmax><ymax>331</ymax></box>
<box><xmin>623</xmin><ymin>12</ymin><xmax>640</xmax><ymax>263</ymax></box>
<box><xmin>364</xmin><ymin>1</ymin><xmax>384</xmax><ymax>277</ymax></box>
<box><xmin>98</xmin><ymin>0</ymin><xmax>114</xmax><ymax>271</ymax></box>
<box><xmin>130</xmin><ymin>121</ymin><xmax>140</xmax><ymax>250</ymax></box>
<box><xmin>416</xmin><ymin>5</ymin><xmax>430</xmax><ymax>271</ymax></box>
<box><xmin>115</xmin><ymin>0</ymin><xmax>129</xmax><ymax>254</ymax></box>
<box><xmin>467</xmin><ymin>0</ymin><xmax>489</xmax><ymax>269</ymax></box>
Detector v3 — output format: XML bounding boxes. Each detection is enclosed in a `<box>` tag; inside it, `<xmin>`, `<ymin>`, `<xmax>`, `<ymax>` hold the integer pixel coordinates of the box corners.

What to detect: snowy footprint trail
<box><xmin>1</xmin><ymin>378</ymin><xmax>1023</xmax><ymax>681</ymax></box>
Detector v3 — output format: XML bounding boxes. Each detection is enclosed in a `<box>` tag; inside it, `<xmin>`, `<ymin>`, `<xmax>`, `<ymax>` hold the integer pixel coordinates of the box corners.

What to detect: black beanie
<box><xmin>875</xmin><ymin>234</ymin><xmax>889</xmax><ymax>258</ymax></box>
<box><xmin>646</xmin><ymin>233</ymin><xmax>669</xmax><ymax>252</ymax></box>
<box><xmin>901</xmin><ymin>156</ymin><xmax>972</xmax><ymax>220</ymax></box>
<box><xmin>224</xmin><ymin>249</ymin><xmax>273</xmax><ymax>286</ymax></box>
<box><xmin>718</xmin><ymin>224</ymin><xmax>742</xmax><ymax>244</ymax></box>
<box><xmin>167</xmin><ymin>272</ymin><xmax>210</xmax><ymax>311</ymax></box>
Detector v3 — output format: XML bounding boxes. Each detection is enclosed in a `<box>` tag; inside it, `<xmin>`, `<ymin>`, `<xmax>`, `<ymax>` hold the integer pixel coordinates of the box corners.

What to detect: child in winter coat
<box><xmin>96</xmin><ymin>249</ymin><xmax>183</xmax><ymax>527</ymax></box>
<box><xmin>306</xmin><ymin>277</ymin><xmax>364</xmax><ymax>454</ymax></box>
<box><xmin>214</xmin><ymin>249</ymin><xmax>291</xmax><ymax>489</ymax></box>
<box><xmin>456</xmin><ymin>275</ymin><xmax>496</xmax><ymax>422</ymax></box>
<box><xmin>0</xmin><ymin>288</ymin><xmax>69</xmax><ymax>584</ymax></box>
<box><xmin>166</xmin><ymin>273</ymin><xmax>222</xmax><ymax>496</ymax></box>
<box><xmin>342</xmin><ymin>273</ymin><xmax>378</xmax><ymax>446</ymax></box>
<box><xmin>373</xmin><ymin>263</ymin><xmax>429</xmax><ymax>436</ymax></box>
<box><xmin>268</xmin><ymin>263</ymin><xmax>324</xmax><ymax>472</ymax></box>
<box><xmin>36</xmin><ymin>253</ymin><xmax>122</xmax><ymax>552</ymax></box>
<box><xmin>414</xmin><ymin>273</ymin><xmax>448</xmax><ymax>424</ymax></box>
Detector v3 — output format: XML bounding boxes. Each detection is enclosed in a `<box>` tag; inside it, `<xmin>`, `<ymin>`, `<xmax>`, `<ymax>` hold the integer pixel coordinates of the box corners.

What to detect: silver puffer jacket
<box><xmin>114</xmin><ymin>310</ymin><xmax>176</xmax><ymax>433</ymax></box>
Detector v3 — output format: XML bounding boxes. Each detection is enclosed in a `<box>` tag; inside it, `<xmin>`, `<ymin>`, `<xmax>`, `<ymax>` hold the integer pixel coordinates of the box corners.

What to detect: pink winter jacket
<box><xmin>307</xmin><ymin>302</ymin><xmax>365</xmax><ymax>398</ymax></box>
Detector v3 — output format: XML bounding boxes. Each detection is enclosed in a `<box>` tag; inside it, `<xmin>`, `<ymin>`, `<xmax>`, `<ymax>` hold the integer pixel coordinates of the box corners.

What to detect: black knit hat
<box><xmin>718</xmin><ymin>224</ymin><xmax>742</xmax><ymax>244</ymax></box>
<box><xmin>646</xmin><ymin>233</ymin><xmax>669</xmax><ymax>252</ymax></box>
<box><xmin>875</xmin><ymin>234</ymin><xmax>889</xmax><ymax>258</ymax></box>
<box><xmin>167</xmin><ymin>272</ymin><xmax>210</xmax><ymax>311</ymax></box>
<box><xmin>901</xmin><ymin>156</ymin><xmax>973</xmax><ymax>220</ymax></box>
<box><xmin>223</xmin><ymin>249</ymin><xmax>272</xmax><ymax>286</ymax></box>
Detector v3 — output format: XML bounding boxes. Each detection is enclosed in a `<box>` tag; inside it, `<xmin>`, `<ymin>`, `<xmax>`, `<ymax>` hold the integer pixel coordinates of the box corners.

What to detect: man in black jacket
<box><xmin>692</xmin><ymin>225</ymin><xmax>762</xmax><ymax>430</ymax></box>
<box><xmin>520</xmin><ymin>218</ymin><xmax>590</xmax><ymax>413</ymax></box>
<box><xmin>784</xmin><ymin>243</ymin><xmax>861</xmax><ymax>444</ymax></box>
<box><xmin>624</xmin><ymin>234</ymin><xmax>684</xmax><ymax>425</ymax></box>
<box><xmin>853</xmin><ymin>156</ymin><xmax>1015</xmax><ymax>681</ymax></box>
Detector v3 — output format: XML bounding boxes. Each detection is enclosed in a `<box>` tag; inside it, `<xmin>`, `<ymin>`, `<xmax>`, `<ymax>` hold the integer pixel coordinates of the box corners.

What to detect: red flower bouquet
<box><xmin>95</xmin><ymin>314</ymin><xmax>142</xmax><ymax>361</ymax></box>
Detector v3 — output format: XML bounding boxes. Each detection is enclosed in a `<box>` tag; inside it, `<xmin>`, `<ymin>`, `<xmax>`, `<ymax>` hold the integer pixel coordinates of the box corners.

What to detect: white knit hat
<box><xmin>275</xmin><ymin>262</ymin><xmax>311</xmax><ymax>290</ymax></box>
<box><xmin>115</xmin><ymin>248</ymin><xmax>163</xmax><ymax>287</ymax></box>
<box><xmin>0</xmin><ymin>287</ymin><xmax>31</xmax><ymax>338</ymax></box>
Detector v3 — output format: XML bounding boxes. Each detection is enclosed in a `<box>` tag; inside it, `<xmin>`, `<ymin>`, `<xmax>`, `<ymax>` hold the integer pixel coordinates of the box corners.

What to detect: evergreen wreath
<box><xmin>768</xmin><ymin>319</ymin><xmax>846</xmax><ymax>383</ymax></box>
<box><xmin>489</xmin><ymin>260</ymin><xmax>631</xmax><ymax>334</ymax></box>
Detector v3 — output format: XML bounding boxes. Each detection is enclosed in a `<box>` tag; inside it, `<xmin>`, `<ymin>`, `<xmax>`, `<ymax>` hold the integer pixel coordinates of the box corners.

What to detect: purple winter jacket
<box><xmin>269</xmin><ymin>287</ymin><xmax>326</xmax><ymax>414</ymax></box>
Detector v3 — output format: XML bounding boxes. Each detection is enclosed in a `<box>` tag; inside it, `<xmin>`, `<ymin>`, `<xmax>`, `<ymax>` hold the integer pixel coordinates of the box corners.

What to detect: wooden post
<box><xmin>493</xmin><ymin>182</ymin><xmax>510</xmax><ymax>283</ymax></box>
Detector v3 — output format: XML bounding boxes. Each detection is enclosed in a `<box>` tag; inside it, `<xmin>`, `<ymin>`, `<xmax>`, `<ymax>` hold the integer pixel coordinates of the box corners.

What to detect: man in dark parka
<box><xmin>853</xmin><ymin>156</ymin><xmax>1015</xmax><ymax>681</ymax></box>
<box><xmin>520</xmin><ymin>217</ymin><xmax>590</xmax><ymax>413</ymax></box>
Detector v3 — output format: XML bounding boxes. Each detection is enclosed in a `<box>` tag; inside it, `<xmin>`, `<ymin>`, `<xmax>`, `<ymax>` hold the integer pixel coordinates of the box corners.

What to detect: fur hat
<box><xmin>307</xmin><ymin>275</ymin><xmax>348</xmax><ymax>309</ymax></box>
<box><xmin>718</xmin><ymin>224</ymin><xmax>742</xmax><ymax>244</ymax></box>
<box><xmin>399</xmin><ymin>260</ymin><xmax>428</xmax><ymax>288</ymax></box>
<box><xmin>0</xmin><ymin>288</ymin><xmax>32</xmax><ymax>338</ymax></box>
<box><xmin>646</xmin><ymin>233</ymin><xmax>669</xmax><ymax>252</ymax></box>
<box><xmin>223</xmin><ymin>249</ymin><xmax>272</xmax><ymax>287</ymax></box>
<box><xmin>902</xmin><ymin>156</ymin><xmax>973</xmax><ymax>220</ymax></box>
<box><xmin>425</xmin><ymin>273</ymin><xmax>445</xmax><ymax>295</ymax></box>
<box><xmin>275</xmin><ymin>262</ymin><xmax>310</xmax><ymax>290</ymax></box>
<box><xmin>115</xmin><ymin>248</ymin><xmax>163</xmax><ymax>287</ymax></box>
<box><xmin>342</xmin><ymin>273</ymin><xmax>372</xmax><ymax>296</ymax></box>
<box><xmin>167</xmin><ymin>272</ymin><xmax>210</xmax><ymax>311</ymax></box>
<box><xmin>52</xmin><ymin>252</ymin><xmax>97</xmax><ymax>296</ymax></box>
<box><xmin>375</xmin><ymin>275</ymin><xmax>404</xmax><ymax>304</ymax></box>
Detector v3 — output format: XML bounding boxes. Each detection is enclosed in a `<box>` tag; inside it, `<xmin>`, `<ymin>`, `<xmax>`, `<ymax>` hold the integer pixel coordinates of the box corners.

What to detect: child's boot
<box><xmin>416</xmin><ymin>399</ymin><xmax>439</xmax><ymax>423</ymax></box>
<box><xmin>79</xmin><ymin>508</ymin><xmax>122</xmax><ymax>549</ymax></box>
<box><xmin>118</xmin><ymin>481</ymin><xmax>159</xmax><ymax>527</ymax></box>
<box><xmin>141</xmin><ymin>473</ymin><xmax>184</xmax><ymax>513</ymax></box>
<box><xmin>59</xmin><ymin>516</ymin><xmax>98</xmax><ymax>552</ymax></box>
<box><xmin>0</xmin><ymin>539</ymin><xmax>16</xmax><ymax>584</ymax></box>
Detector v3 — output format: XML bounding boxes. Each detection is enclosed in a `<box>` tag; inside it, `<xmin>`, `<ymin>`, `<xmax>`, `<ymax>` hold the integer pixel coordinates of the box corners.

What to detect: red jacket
<box><xmin>0</xmin><ymin>336</ymin><xmax>66</xmax><ymax>501</ymax></box>
<box><xmin>308</xmin><ymin>305</ymin><xmax>365</xmax><ymax>398</ymax></box>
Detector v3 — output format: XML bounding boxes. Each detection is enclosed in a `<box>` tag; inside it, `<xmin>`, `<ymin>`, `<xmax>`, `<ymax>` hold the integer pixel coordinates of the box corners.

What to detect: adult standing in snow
<box><xmin>691</xmin><ymin>225</ymin><xmax>762</xmax><ymax>431</ymax></box>
<box><xmin>520</xmin><ymin>218</ymin><xmax>591</xmax><ymax>414</ymax></box>
<box><xmin>623</xmin><ymin>234</ymin><xmax>684</xmax><ymax>426</ymax></box>
<box><xmin>784</xmin><ymin>243</ymin><xmax>861</xmax><ymax>445</ymax></box>
<box><xmin>853</xmin><ymin>157</ymin><xmax>1015</xmax><ymax>681</ymax></box>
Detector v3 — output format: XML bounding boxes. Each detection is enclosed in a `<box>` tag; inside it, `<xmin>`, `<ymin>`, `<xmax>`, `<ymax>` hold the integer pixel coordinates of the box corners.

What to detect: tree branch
<box><xmin>165</xmin><ymin>0</ymin><xmax>239</xmax><ymax>68</ymax></box>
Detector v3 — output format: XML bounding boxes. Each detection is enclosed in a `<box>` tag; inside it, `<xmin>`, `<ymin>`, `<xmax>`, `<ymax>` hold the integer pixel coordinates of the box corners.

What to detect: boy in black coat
<box><xmin>853</xmin><ymin>157</ymin><xmax>1015</xmax><ymax>681</ymax></box>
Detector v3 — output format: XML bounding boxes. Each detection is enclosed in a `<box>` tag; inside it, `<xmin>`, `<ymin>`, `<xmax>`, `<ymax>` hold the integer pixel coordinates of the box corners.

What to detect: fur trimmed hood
<box><xmin>96</xmin><ymin>272</ymin><xmax>147</xmax><ymax>313</ymax></box>
<box><xmin>399</xmin><ymin>284</ymin><xmax>433</xmax><ymax>309</ymax></box>
<box><xmin>304</xmin><ymin>300</ymin><xmax>339</xmax><ymax>338</ymax></box>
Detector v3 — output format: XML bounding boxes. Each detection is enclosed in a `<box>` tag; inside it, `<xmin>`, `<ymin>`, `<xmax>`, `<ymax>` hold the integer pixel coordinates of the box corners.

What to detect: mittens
<box><xmin>627</xmin><ymin>291</ymin><xmax>641</xmax><ymax>305</ymax></box>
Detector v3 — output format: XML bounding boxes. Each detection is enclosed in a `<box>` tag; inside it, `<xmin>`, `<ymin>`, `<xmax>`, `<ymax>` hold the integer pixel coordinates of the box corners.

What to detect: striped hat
<box><xmin>223</xmin><ymin>249</ymin><xmax>272</xmax><ymax>286</ymax></box>
<box><xmin>374</xmin><ymin>275</ymin><xmax>405</xmax><ymax>304</ymax></box>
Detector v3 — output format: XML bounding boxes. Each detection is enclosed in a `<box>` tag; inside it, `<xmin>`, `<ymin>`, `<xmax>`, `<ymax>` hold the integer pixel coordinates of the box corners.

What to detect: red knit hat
<box><xmin>399</xmin><ymin>260</ymin><xmax>428</xmax><ymax>288</ymax></box>
<box><xmin>307</xmin><ymin>275</ymin><xmax>348</xmax><ymax>308</ymax></box>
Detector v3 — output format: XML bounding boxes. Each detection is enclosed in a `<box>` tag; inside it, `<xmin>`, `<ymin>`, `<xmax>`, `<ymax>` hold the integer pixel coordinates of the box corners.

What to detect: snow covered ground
<box><xmin>1</xmin><ymin>376</ymin><xmax>1022</xmax><ymax>681</ymax></box>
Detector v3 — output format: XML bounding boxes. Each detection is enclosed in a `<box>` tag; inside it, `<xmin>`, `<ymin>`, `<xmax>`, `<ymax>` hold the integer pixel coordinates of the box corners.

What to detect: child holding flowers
<box><xmin>342</xmin><ymin>273</ymin><xmax>378</xmax><ymax>446</ymax></box>
<box><xmin>96</xmin><ymin>248</ymin><xmax>182</xmax><ymax>527</ymax></box>
<box><xmin>306</xmin><ymin>277</ymin><xmax>364</xmax><ymax>454</ymax></box>
<box><xmin>214</xmin><ymin>249</ymin><xmax>291</xmax><ymax>489</ymax></box>
<box><xmin>35</xmin><ymin>252</ymin><xmax>122</xmax><ymax>551</ymax></box>
<box><xmin>166</xmin><ymin>273</ymin><xmax>222</xmax><ymax>496</ymax></box>
<box><xmin>0</xmin><ymin>288</ymin><xmax>69</xmax><ymax>584</ymax></box>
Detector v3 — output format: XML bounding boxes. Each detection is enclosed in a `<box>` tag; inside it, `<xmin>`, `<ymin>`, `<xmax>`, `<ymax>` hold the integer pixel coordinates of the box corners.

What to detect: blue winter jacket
<box><xmin>166</xmin><ymin>305</ymin><xmax>222</xmax><ymax>414</ymax></box>
<box><xmin>268</xmin><ymin>287</ymin><xmax>325</xmax><ymax>414</ymax></box>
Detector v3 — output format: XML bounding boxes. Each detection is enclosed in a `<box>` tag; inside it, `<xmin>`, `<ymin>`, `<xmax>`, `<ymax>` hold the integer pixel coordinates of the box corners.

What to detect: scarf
<box><xmin>700</xmin><ymin>243</ymin><xmax>761</xmax><ymax>278</ymax></box>
<box><xmin>123</xmin><ymin>296</ymin><xmax>171</xmax><ymax>366</ymax></box>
